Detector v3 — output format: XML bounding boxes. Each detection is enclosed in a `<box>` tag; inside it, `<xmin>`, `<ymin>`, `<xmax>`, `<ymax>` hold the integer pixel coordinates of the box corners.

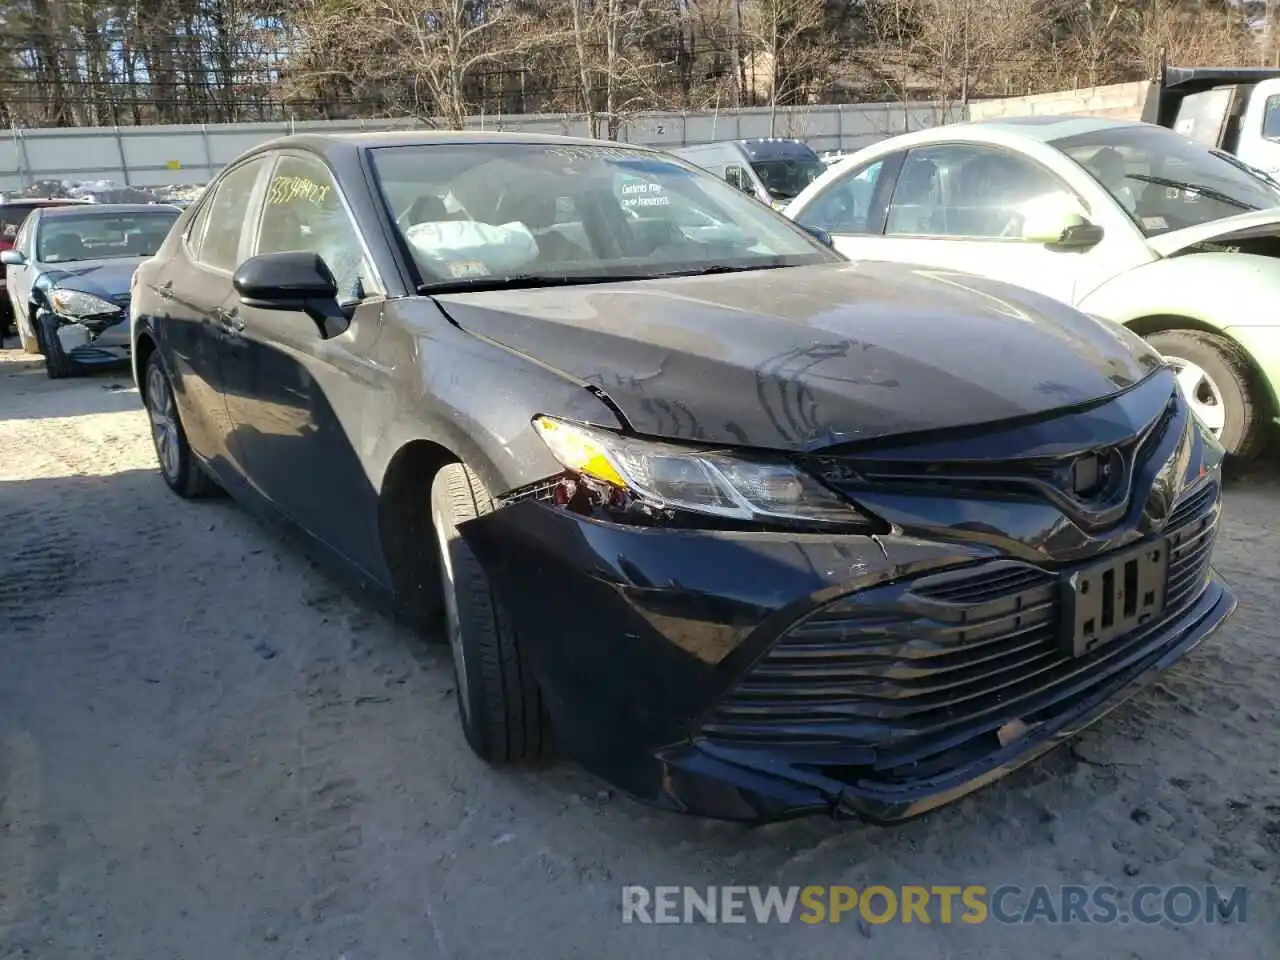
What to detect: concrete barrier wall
<box><xmin>0</xmin><ymin>82</ymin><xmax>1155</xmax><ymax>192</ymax></box>
<box><xmin>0</xmin><ymin>101</ymin><xmax>951</xmax><ymax>191</ymax></box>
<box><xmin>967</xmin><ymin>81</ymin><xmax>1153</xmax><ymax>122</ymax></box>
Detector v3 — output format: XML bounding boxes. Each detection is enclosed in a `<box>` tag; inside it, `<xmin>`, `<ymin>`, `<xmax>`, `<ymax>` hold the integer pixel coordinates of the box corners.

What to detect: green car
<box><xmin>786</xmin><ymin>116</ymin><xmax>1280</xmax><ymax>457</ymax></box>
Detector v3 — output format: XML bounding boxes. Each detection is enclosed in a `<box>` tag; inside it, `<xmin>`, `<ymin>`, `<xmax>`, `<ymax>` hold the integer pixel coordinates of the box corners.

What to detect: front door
<box><xmin>5</xmin><ymin>215</ymin><xmax>35</xmax><ymax>331</ymax></box>
<box><xmin>221</xmin><ymin>152</ymin><xmax>389</xmax><ymax>581</ymax></box>
<box><xmin>837</xmin><ymin>143</ymin><xmax>1095</xmax><ymax>305</ymax></box>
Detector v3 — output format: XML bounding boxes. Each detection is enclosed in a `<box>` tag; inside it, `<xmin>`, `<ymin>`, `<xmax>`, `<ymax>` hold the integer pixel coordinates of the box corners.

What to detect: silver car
<box><xmin>2</xmin><ymin>202</ymin><xmax>180</xmax><ymax>378</ymax></box>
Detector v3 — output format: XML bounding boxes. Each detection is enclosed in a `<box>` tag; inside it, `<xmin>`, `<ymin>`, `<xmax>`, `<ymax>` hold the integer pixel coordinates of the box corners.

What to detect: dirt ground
<box><xmin>0</xmin><ymin>346</ymin><xmax>1277</xmax><ymax>960</ymax></box>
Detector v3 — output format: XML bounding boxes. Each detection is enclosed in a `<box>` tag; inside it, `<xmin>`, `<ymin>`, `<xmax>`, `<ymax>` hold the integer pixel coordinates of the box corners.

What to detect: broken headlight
<box><xmin>532</xmin><ymin>415</ymin><xmax>871</xmax><ymax>527</ymax></box>
<box><xmin>49</xmin><ymin>288</ymin><xmax>121</xmax><ymax>318</ymax></box>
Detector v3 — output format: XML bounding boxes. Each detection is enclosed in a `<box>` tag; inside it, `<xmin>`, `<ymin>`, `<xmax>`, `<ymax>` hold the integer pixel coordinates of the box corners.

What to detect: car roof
<box><xmin>826</xmin><ymin>115</ymin><xmax>1159</xmax><ymax>167</ymax></box>
<box><xmin>251</xmin><ymin>129</ymin><xmax>659</xmax><ymax>159</ymax></box>
<box><xmin>37</xmin><ymin>202</ymin><xmax>181</xmax><ymax>218</ymax></box>
<box><xmin>962</xmin><ymin>115</ymin><xmax>1149</xmax><ymax>142</ymax></box>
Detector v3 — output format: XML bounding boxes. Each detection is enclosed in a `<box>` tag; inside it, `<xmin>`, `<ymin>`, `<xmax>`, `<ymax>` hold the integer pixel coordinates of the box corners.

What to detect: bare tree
<box><xmin>291</xmin><ymin>0</ymin><xmax>527</xmax><ymax>127</ymax></box>
<box><xmin>553</xmin><ymin>0</ymin><xmax>670</xmax><ymax>138</ymax></box>
<box><xmin>740</xmin><ymin>0</ymin><xmax>837</xmax><ymax>135</ymax></box>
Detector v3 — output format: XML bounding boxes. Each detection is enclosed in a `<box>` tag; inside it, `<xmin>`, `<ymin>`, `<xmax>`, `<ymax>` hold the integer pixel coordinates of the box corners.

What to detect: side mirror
<box><xmin>1022</xmin><ymin>208</ymin><xmax>1104</xmax><ymax>249</ymax></box>
<box><xmin>232</xmin><ymin>251</ymin><xmax>347</xmax><ymax>338</ymax></box>
<box><xmin>799</xmin><ymin>224</ymin><xmax>835</xmax><ymax>248</ymax></box>
<box><xmin>1</xmin><ymin>249</ymin><xmax>26</xmax><ymax>266</ymax></box>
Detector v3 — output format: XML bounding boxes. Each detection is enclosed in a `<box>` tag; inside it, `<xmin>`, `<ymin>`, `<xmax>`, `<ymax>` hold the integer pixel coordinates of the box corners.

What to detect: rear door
<box><xmin>221</xmin><ymin>151</ymin><xmax>389</xmax><ymax>579</ymax></box>
<box><xmin>157</xmin><ymin>156</ymin><xmax>270</xmax><ymax>478</ymax></box>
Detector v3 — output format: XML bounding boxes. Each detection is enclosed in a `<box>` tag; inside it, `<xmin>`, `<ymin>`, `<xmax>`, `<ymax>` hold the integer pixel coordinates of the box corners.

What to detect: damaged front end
<box><xmin>458</xmin><ymin>368</ymin><xmax>1236</xmax><ymax>824</ymax></box>
<box><xmin>41</xmin><ymin>287</ymin><xmax>131</xmax><ymax>364</ymax></box>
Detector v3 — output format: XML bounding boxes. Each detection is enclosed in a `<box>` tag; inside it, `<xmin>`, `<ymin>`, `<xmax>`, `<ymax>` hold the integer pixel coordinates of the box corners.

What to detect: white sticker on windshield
<box><xmin>445</xmin><ymin>259</ymin><xmax>490</xmax><ymax>278</ymax></box>
<box><xmin>1141</xmin><ymin>216</ymin><xmax>1167</xmax><ymax>230</ymax></box>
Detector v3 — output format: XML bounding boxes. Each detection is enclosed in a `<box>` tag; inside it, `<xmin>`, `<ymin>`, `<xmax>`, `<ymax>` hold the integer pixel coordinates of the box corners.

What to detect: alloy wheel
<box><xmin>146</xmin><ymin>364</ymin><xmax>181</xmax><ymax>481</ymax></box>
<box><xmin>1164</xmin><ymin>355</ymin><xmax>1227</xmax><ymax>436</ymax></box>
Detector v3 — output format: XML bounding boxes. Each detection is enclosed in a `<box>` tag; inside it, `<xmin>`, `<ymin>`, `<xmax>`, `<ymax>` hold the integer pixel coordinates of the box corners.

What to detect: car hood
<box><xmin>39</xmin><ymin>258</ymin><xmax>142</xmax><ymax>299</ymax></box>
<box><xmin>432</xmin><ymin>262</ymin><xmax>1165</xmax><ymax>451</ymax></box>
<box><xmin>1146</xmin><ymin>207</ymin><xmax>1280</xmax><ymax>257</ymax></box>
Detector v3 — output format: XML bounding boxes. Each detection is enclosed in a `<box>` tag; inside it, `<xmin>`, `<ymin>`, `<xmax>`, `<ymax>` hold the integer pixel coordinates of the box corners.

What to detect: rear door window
<box><xmin>194</xmin><ymin>158</ymin><xmax>268</xmax><ymax>272</ymax></box>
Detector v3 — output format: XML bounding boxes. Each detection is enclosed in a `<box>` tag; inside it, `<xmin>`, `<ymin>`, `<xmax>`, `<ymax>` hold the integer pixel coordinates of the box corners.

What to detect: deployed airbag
<box><xmin>405</xmin><ymin>220</ymin><xmax>539</xmax><ymax>278</ymax></box>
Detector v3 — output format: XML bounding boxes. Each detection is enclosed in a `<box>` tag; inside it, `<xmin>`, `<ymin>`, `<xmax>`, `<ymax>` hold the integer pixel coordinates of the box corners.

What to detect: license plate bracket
<box><xmin>1060</xmin><ymin>540</ymin><xmax>1168</xmax><ymax>657</ymax></box>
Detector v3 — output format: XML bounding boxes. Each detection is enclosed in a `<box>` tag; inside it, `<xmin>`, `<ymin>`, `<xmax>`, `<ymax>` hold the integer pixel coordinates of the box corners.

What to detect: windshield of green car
<box><xmin>35</xmin><ymin>210</ymin><xmax>179</xmax><ymax>262</ymax></box>
<box><xmin>370</xmin><ymin>143</ymin><xmax>837</xmax><ymax>289</ymax></box>
<box><xmin>1053</xmin><ymin>125</ymin><xmax>1280</xmax><ymax>236</ymax></box>
<box><xmin>750</xmin><ymin>158</ymin><xmax>828</xmax><ymax>201</ymax></box>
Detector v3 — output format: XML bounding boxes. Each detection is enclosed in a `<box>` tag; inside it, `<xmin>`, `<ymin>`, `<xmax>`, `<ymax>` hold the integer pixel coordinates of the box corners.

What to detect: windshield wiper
<box><xmin>418</xmin><ymin>263</ymin><xmax>795</xmax><ymax>294</ymax></box>
<box><xmin>1125</xmin><ymin>173</ymin><xmax>1258</xmax><ymax>211</ymax></box>
<box><xmin>418</xmin><ymin>273</ymin><xmax>643</xmax><ymax>295</ymax></box>
<box><xmin>647</xmin><ymin>263</ymin><xmax>795</xmax><ymax>280</ymax></box>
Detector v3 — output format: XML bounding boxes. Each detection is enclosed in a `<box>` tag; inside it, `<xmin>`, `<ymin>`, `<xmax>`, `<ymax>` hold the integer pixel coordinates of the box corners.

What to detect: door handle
<box><xmin>216</xmin><ymin>307</ymin><xmax>246</xmax><ymax>333</ymax></box>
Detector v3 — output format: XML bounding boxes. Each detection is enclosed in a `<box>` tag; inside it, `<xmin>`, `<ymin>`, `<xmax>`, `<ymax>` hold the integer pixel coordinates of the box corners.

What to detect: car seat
<box><xmin>406</xmin><ymin>194</ymin><xmax>457</xmax><ymax>226</ymax></box>
<box><xmin>886</xmin><ymin>159</ymin><xmax>939</xmax><ymax>234</ymax></box>
<box><xmin>41</xmin><ymin>232</ymin><xmax>86</xmax><ymax>261</ymax></box>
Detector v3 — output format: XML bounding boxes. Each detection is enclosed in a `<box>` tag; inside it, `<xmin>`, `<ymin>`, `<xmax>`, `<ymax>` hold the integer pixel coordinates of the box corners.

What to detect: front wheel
<box><xmin>1145</xmin><ymin>329</ymin><xmax>1269</xmax><ymax>460</ymax></box>
<box><xmin>38</xmin><ymin>312</ymin><xmax>77</xmax><ymax>379</ymax></box>
<box><xmin>430</xmin><ymin>462</ymin><xmax>551</xmax><ymax>764</ymax></box>
<box><xmin>144</xmin><ymin>352</ymin><xmax>218</xmax><ymax>498</ymax></box>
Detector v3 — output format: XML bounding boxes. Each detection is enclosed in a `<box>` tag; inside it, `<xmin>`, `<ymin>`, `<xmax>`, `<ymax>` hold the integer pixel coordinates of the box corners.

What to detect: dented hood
<box><xmin>432</xmin><ymin>262</ymin><xmax>1163</xmax><ymax>451</ymax></box>
<box><xmin>41</xmin><ymin>258</ymin><xmax>142</xmax><ymax>299</ymax></box>
<box><xmin>1146</xmin><ymin>207</ymin><xmax>1280</xmax><ymax>257</ymax></box>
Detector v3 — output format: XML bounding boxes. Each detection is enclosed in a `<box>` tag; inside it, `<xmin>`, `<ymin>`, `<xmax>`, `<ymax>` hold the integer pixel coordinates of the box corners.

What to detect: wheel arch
<box><xmin>133</xmin><ymin>329</ymin><xmax>158</xmax><ymax>396</ymax></box>
<box><xmin>377</xmin><ymin>437</ymin><xmax>463</xmax><ymax>618</ymax></box>
<box><xmin>1123</xmin><ymin>313</ymin><xmax>1278</xmax><ymax>420</ymax></box>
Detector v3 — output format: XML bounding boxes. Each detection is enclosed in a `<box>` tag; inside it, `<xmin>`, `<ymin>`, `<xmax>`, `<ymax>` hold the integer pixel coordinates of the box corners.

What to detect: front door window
<box><xmin>256</xmin><ymin>156</ymin><xmax>376</xmax><ymax>304</ymax></box>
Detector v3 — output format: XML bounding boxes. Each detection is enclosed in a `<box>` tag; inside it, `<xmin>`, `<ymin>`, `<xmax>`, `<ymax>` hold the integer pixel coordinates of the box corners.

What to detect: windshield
<box><xmin>750</xmin><ymin>158</ymin><xmax>827</xmax><ymax>201</ymax></box>
<box><xmin>36</xmin><ymin>211</ymin><xmax>179</xmax><ymax>262</ymax></box>
<box><xmin>369</xmin><ymin>143</ymin><xmax>836</xmax><ymax>289</ymax></box>
<box><xmin>1052</xmin><ymin>125</ymin><xmax>1280</xmax><ymax>236</ymax></box>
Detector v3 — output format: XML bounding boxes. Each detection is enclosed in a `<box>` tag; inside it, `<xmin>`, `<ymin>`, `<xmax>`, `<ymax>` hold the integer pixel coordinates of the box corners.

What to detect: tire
<box><xmin>430</xmin><ymin>462</ymin><xmax>551</xmax><ymax>764</ymax></box>
<box><xmin>1145</xmin><ymin>329</ymin><xmax>1269</xmax><ymax>460</ymax></box>
<box><xmin>144</xmin><ymin>351</ymin><xmax>218</xmax><ymax>498</ymax></box>
<box><xmin>38</xmin><ymin>311</ymin><xmax>78</xmax><ymax>379</ymax></box>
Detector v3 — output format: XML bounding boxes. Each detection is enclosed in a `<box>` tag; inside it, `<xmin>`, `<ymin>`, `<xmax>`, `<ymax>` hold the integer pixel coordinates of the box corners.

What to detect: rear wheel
<box><xmin>145</xmin><ymin>352</ymin><xmax>218</xmax><ymax>498</ymax></box>
<box><xmin>430</xmin><ymin>462</ymin><xmax>551</xmax><ymax>763</ymax></box>
<box><xmin>1145</xmin><ymin>329</ymin><xmax>1268</xmax><ymax>460</ymax></box>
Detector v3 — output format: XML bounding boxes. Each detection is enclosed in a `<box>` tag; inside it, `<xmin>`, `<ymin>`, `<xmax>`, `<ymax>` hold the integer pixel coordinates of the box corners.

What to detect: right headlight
<box><xmin>532</xmin><ymin>415</ymin><xmax>874</xmax><ymax>528</ymax></box>
<box><xmin>49</xmin><ymin>288</ymin><xmax>121</xmax><ymax>318</ymax></box>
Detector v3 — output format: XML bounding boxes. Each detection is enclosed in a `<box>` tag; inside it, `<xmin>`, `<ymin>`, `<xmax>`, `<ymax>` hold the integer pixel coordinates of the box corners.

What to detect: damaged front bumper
<box><xmin>459</xmin><ymin>490</ymin><xmax>1235</xmax><ymax>824</ymax></box>
<box><xmin>43</xmin><ymin>309</ymin><xmax>130</xmax><ymax>364</ymax></box>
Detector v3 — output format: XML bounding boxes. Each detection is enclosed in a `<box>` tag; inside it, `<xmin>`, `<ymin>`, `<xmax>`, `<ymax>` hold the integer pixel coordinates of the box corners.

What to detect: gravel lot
<box><xmin>1</xmin><ymin>346</ymin><xmax>1277</xmax><ymax>960</ymax></box>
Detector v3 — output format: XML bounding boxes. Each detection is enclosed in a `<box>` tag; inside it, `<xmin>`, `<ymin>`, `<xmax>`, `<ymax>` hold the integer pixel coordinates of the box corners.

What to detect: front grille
<box><xmin>699</xmin><ymin>482</ymin><xmax>1220</xmax><ymax>779</ymax></box>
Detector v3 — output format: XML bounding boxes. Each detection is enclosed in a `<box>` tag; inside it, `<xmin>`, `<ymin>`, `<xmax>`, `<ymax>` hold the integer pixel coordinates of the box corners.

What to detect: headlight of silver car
<box><xmin>532</xmin><ymin>415</ymin><xmax>872</xmax><ymax>527</ymax></box>
<box><xmin>49</xmin><ymin>288</ymin><xmax>121</xmax><ymax>318</ymax></box>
